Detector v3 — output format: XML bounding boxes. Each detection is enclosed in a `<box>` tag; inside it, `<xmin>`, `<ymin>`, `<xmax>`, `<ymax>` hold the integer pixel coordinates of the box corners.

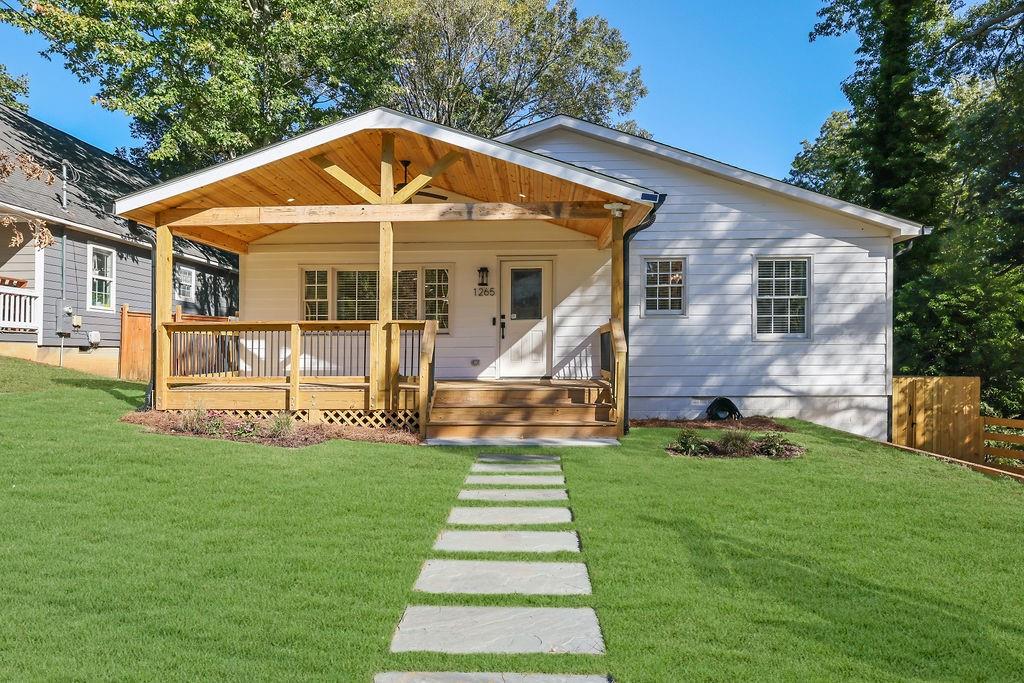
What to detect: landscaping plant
<box><xmin>716</xmin><ymin>430</ymin><xmax>753</xmax><ymax>455</ymax></box>
<box><xmin>673</xmin><ymin>428</ymin><xmax>710</xmax><ymax>456</ymax></box>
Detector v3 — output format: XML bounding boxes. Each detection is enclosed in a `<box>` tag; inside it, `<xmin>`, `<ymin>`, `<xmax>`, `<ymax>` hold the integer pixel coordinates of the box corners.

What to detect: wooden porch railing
<box><xmin>0</xmin><ymin>284</ymin><xmax>39</xmax><ymax>331</ymax></box>
<box><xmin>598</xmin><ymin>317</ymin><xmax>627</xmax><ymax>436</ymax></box>
<box><xmin>159</xmin><ymin>319</ymin><xmax>438</xmax><ymax>421</ymax></box>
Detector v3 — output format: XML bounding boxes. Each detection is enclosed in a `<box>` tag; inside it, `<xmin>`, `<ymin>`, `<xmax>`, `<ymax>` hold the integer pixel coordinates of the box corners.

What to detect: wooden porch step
<box><xmin>426</xmin><ymin>420</ymin><xmax>618</xmax><ymax>440</ymax></box>
<box><xmin>430</xmin><ymin>404</ymin><xmax>612</xmax><ymax>422</ymax></box>
<box><xmin>432</xmin><ymin>387</ymin><xmax>607</xmax><ymax>406</ymax></box>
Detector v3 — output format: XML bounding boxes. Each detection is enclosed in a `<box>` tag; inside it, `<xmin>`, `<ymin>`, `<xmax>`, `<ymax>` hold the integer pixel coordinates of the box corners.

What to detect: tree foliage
<box><xmin>1</xmin><ymin>0</ymin><xmax>402</xmax><ymax>177</ymax></box>
<box><xmin>0</xmin><ymin>63</ymin><xmax>29</xmax><ymax>112</ymax></box>
<box><xmin>794</xmin><ymin>0</ymin><xmax>1024</xmax><ymax>415</ymax></box>
<box><xmin>390</xmin><ymin>0</ymin><xmax>647</xmax><ymax>137</ymax></box>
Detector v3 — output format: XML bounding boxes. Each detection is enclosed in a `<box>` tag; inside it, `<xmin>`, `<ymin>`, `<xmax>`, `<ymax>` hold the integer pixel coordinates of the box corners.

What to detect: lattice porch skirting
<box><xmin>166</xmin><ymin>409</ymin><xmax>419</xmax><ymax>433</ymax></box>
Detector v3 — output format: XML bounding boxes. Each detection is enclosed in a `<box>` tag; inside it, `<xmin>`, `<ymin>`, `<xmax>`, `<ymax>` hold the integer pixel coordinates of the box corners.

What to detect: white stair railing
<box><xmin>0</xmin><ymin>285</ymin><xmax>39</xmax><ymax>331</ymax></box>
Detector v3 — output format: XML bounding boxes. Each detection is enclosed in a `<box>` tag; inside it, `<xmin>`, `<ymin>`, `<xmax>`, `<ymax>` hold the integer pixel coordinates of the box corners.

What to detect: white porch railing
<box><xmin>0</xmin><ymin>285</ymin><xmax>39</xmax><ymax>331</ymax></box>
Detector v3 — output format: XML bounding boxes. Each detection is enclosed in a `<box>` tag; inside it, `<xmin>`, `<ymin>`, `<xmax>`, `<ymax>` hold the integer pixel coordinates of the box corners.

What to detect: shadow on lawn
<box><xmin>53</xmin><ymin>377</ymin><xmax>145</xmax><ymax>409</ymax></box>
<box><xmin>667</xmin><ymin>517</ymin><xmax>1024</xmax><ymax>678</ymax></box>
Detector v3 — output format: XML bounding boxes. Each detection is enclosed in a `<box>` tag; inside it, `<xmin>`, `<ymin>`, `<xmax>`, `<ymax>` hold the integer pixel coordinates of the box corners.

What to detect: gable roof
<box><xmin>498</xmin><ymin>115</ymin><xmax>927</xmax><ymax>241</ymax></box>
<box><xmin>115</xmin><ymin>107</ymin><xmax>658</xmax><ymax>221</ymax></box>
<box><xmin>0</xmin><ymin>104</ymin><xmax>236</xmax><ymax>269</ymax></box>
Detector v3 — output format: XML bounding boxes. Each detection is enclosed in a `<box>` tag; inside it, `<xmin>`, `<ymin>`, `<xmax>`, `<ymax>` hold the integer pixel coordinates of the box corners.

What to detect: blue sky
<box><xmin>0</xmin><ymin>0</ymin><xmax>857</xmax><ymax>180</ymax></box>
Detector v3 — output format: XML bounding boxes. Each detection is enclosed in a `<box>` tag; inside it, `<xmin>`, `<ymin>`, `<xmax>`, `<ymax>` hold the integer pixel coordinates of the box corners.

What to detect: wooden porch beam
<box><xmin>378</xmin><ymin>132</ymin><xmax>394</xmax><ymax>410</ymax></box>
<box><xmin>391</xmin><ymin>151</ymin><xmax>463</xmax><ymax>205</ymax></box>
<box><xmin>156</xmin><ymin>201</ymin><xmax>613</xmax><ymax>227</ymax></box>
<box><xmin>310</xmin><ymin>153</ymin><xmax>382</xmax><ymax>205</ymax></box>
<box><xmin>169</xmin><ymin>225</ymin><xmax>250</xmax><ymax>254</ymax></box>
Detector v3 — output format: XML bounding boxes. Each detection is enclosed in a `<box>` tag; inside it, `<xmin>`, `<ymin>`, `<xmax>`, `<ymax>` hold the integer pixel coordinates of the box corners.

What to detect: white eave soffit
<box><xmin>498</xmin><ymin>116</ymin><xmax>926</xmax><ymax>240</ymax></box>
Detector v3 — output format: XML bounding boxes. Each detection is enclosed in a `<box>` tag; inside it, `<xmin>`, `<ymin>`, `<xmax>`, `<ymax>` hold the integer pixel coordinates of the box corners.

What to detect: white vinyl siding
<box><xmin>87</xmin><ymin>243</ymin><xmax>115</xmax><ymax>312</ymax></box>
<box><xmin>174</xmin><ymin>264</ymin><xmax>197</xmax><ymax>303</ymax></box>
<box><xmin>644</xmin><ymin>258</ymin><xmax>685</xmax><ymax>315</ymax></box>
<box><xmin>755</xmin><ymin>258</ymin><xmax>809</xmax><ymax>337</ymax></box>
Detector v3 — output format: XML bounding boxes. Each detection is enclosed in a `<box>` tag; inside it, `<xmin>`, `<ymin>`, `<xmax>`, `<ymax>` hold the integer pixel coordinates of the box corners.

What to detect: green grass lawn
<box><xmin>2</xmin><ymin>356</ymin><xmax>1023</xmax><ymax>681</ymax></box>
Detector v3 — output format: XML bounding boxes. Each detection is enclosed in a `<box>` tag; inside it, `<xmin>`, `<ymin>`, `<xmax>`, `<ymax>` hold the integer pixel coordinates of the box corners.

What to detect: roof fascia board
<box><xmin>498</xmin><ymin>117</ymin><xmax>925</xmax><ymax>239</ymax></box>
<box><xmin>0</xmin><ymin>199</ymin><xmax>237</xmax><ymax>271</ymax></box>
<box><xmin>115</xmin><ymin>108</ymin><xmax>655</xmax><ymax>216</ymax></box>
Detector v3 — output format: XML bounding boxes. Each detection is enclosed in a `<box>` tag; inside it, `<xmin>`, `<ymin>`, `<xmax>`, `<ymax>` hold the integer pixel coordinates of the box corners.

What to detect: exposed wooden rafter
<box><xmin>392</xmin><ymin>151</ymin><xmax>462</xmax><ymax>204</ymax></box>
<box><xmin>310</xmin><ymin>153</ymin><xmax>382</xmax><ymax>204</ymax></box>
<box><xmin>170</xmin><ymin>226</ymin><xmax>251</xmax><ymax>254</ymax></box>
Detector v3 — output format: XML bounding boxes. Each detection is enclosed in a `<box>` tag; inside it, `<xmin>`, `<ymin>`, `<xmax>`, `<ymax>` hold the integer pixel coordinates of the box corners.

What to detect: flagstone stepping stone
<box><xmin>390</xmin><ymin>606</ymin><xmax>605</xmax><ymax>654</ymax></box>
<box><xmin>476</xmin><ymin>454</ymin><xmax>561</xmax><ymax>463</ymax></box>
<box><xmin>465</xmin><ymin>475</ymin><xmax>565</xmax><ymax>486</ymax></box>
<box><xmin>376</xmin><ymin>673</ymin><xmax>608</xmax><ymax>682</ymax></box>
<box><xmin>435</xmin><ymin>530</ymin><xmax>579</xmax><ymax>553</ymax></box>
<box><xmin>458</xmin><ymin>488</ymin><xmax>569</xmax><ymax>502</ymax></box>
<box><xmin>471</xmin><ymin>463</ymin><xmax>562</xmax><ymax>473</ymax></box>
<box><xmin>447</xmin><ymin>506</ymin><xmax>572</xmax><ymax>526</ymax></box>
<box><xmin>414</xmin><ymin>559</ymin><xmax>591</xmax><ymax>595</ymax></box>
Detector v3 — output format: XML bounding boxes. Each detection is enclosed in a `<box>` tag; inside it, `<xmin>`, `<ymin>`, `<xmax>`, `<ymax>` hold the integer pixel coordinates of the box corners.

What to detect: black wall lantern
<box><xmin>477</xmin><ymin>267</ymin><xmax>489</xmax><ymax>287</ymax></box>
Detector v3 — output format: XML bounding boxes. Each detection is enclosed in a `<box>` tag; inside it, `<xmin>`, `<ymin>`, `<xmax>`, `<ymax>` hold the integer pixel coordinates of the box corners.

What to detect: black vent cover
<box><xmin>706</xmin><ymin>397</ymin><xmax>743</xmax><ymax>421</ymax></box>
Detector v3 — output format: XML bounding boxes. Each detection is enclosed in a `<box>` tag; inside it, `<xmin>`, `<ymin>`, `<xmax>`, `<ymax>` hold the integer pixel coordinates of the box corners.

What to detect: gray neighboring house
<box><xmin>0</xmin><ymin>104</ymin><xmax>237</xmax><ymax>376</ymax></box>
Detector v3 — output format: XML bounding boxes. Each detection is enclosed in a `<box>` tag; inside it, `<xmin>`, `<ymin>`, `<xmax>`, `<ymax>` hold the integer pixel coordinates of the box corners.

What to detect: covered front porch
<box><xmin>115</xmin><ymin>109</ymin><xmax>652</xmax><ymax>439</ymax></box>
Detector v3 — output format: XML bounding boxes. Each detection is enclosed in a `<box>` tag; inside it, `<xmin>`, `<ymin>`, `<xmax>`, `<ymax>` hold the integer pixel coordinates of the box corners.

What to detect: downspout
<box><xmin>131</xmin><ymin>221</ymin><xmax>158</xmax><ymax>410</ymax></box>
<box><xmin>59</xmin><ymin>227</ymin><xmax>66</xmax><ymax>367</ymax></box>
<box><xmin>621</xmin><ymin>192</ymin><xmax>667</xmax><ymax>434</ymax></box>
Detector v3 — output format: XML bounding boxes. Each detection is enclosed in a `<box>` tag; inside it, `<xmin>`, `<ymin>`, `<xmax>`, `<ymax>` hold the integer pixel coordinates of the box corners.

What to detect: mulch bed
<box><xmin>122</xmin><ymin>410</ymin><xmax>421</xmax><ymax>448</ymax></box>
<box><xmin>665</xmin><ymin>438</ymin><xmax>805</xmax><ymax>460</ymax></box>
<box><xmin>634</xmin><ymin>415</ymin><xmax>792</xmax><ymax>432</ymax></box>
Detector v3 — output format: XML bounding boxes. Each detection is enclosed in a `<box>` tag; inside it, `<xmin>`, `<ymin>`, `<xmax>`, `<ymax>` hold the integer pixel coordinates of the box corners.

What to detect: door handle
<box><xmin>500</xmin><ymin>320</ymin><xmax>506</xmax><ymax>339</ymax></box>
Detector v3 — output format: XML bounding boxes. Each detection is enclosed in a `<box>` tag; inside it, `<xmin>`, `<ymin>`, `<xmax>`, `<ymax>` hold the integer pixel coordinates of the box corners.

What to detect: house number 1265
<box><xmin>474</xmin><ymin>287</ymin><xmax>495</xmax><ymax>296</ymax></box>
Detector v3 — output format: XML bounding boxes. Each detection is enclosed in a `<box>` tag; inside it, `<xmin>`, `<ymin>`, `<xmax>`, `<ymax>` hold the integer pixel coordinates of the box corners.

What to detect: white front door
<box><xmin>498</xmin><ymin>260</ymin><xmax>552</xmax><ymax>378</ymax></box>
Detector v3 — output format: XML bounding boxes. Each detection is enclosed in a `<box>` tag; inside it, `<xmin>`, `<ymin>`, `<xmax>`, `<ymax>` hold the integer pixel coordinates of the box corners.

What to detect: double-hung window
<box><xmin>174</xmin><ymin>265</ymin><xmax>197</xmax><ymax>303</ymax></box>
<box><xmin>324</xmin><ymin>266</ymin><xmax>452</xmax><ymax>329</ymax></box>
<box><xmin>87</xmin><ymin>244</ymin><xmax>115</xmax><ymax>312</ymax></box>
<box><xmin>756</xmin><ymin>258</ymin><xmax>809</xmax><ymax>337</ymax></box>
<box><xmin>423</xmin><ymin>268</ymin><xmax>450</xmax><ymax>330</ymax></box>
<box><xmin>644</xmin><ymin>259</ymin><xmax>685</xmax><ymax>314</ymax></box>
<box><xmin>302</xmin><ymin>269</ymin><xmax>330</xmax><ymax>320</ymax></box>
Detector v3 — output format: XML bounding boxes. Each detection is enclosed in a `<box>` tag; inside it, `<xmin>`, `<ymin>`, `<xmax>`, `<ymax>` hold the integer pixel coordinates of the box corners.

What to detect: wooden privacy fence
<box><xmin>892</xmin><ymin>376</ymin><xmax>982</xmax><ymax>462</ymax></box>
<box><xmin>119</xmin><ymin>305</ymin><xmax>230</xmax><ymax>382</ymax></box>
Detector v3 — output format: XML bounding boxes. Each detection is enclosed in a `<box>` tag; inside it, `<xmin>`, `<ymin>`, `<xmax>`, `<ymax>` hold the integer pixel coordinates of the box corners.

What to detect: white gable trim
<box><xmin>498</xmin><ymin>116</ymin><xmax>927</xmax><ymax>241</ymax></box>
<box><xmin>115</xmin><ymin>108</ymin><xmax>657</xmax><ymax>216</ymax></box>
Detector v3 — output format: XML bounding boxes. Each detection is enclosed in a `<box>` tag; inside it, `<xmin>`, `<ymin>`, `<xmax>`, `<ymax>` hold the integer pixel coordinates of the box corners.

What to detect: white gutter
<box><xmin>0</xmin><ymin>199</ymin><xmax>237</xmax><ymax>271</ymax></box>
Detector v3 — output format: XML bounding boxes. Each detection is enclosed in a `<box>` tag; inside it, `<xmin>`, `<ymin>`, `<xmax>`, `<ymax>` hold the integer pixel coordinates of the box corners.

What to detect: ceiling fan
<box><xmin>396</xmin><ymin>160</ymin><xmax>448</xmax><ymax>200</ymax></box>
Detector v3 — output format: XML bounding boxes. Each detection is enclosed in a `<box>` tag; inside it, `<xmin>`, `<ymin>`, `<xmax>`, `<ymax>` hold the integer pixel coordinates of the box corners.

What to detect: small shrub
<box><xmin>717</xmin><ymin>430</ymin><xmax>752</xmax><ymax>455</ymax></box>
<box><xmin>265</xmin><ymin>411</ymin><xmax>295</xmax><ymax>439</ymax></box>
<box><xmin>673</xmin><ymin>428</ymin><xmax>710</xmax><ymax>456</ymax></box>
<box><xmin>234</xmin><ymin>418</ymin><xmax>259</xmax><ymax>439</ymax></box>
<box><xmin>178</xmin><ymin>407</ymin><xmax>222</xmax><ymax>435</ymax></box>
<box><xmin>754</xmin><ymin>431</ymin><xmax>795</xmax><ymax>458</ymax></box>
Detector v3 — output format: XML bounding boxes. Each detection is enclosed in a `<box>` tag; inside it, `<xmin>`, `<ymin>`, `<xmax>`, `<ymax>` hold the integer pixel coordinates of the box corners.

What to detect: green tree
<box><xmin>0</xmin><ymin>63</ymin><xmax>28</xmax><ymax>111</ymax></box>
<box><xmin>1</xmin><ymin>0</ymin><xmax>402</xmax><ymax>177</ymax></box>
<box><xmin>391</xmin><ymin>0</ymin><xmax>647</xmax><ymax>137</ymax></box>
<box><xmin>788</xmin><ymin>110</ymin><xmax>870</xmax><ymax>204</ymax></box>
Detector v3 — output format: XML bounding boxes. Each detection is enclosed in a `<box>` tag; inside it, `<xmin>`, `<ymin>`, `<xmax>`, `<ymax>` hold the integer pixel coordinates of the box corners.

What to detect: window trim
<box><xmin>752</xmin><ymin>255</ymin><xmax>812</xmax><ymax>341</ymax></box>
<box><xmin>173</xmin><ymin>264</ymin><xmax>197</xmax><ymax>304</ymax></box>
<box><xmin>300</xmin><ymin>267</ymin><xmax>331</xmax><ymax>321</ymax></box>
<box><xmin>86</xmin><ymin>243</ymin><xmax>116</xmax><ymax>313</ymax></box>
<box><xmin>641</xmin><ymin>257</ymin><xmax>687</xmax><ymax>317</ymax></box>
<box><xmin>297</xmin><ymin>263</ymin><xmax>454</xmax><ymax>333</ymax></box>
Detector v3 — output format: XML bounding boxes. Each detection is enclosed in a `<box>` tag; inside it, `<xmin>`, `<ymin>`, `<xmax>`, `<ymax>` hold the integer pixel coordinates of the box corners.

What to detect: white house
<box><xmin>113</xmin><ymin>108</ymin><xmax>924</xmax><ymax>442</ymax></box>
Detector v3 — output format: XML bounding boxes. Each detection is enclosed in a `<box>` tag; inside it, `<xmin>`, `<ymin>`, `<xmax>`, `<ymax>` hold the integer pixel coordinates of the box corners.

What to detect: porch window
<box><xmin>394</xmin><ymin>269</ymin><xmax>419</xmax><ymax>320</ymax></box>
<box><xmin>424</xmin><ymin>268</ymin><xmax>450</xmax><ymax>330</ymax></box>
<box><xmin>87</xmin><ymin>244</ymin><xmax>115</xmax><ymax>312</ymax></box>
<box><xmin>644</xmin><ymin>259</ymin><xmax>685</xmax><ymax>314</ymax></box>
<box><xmin>756</xmin><ymin>258</ymin><xmax>809</xmax><ymax>337</ymax></box>
<box><xmin>337</xmin><ymin>270</ymin><xmax>379</xmax><ymax>320</ymax></box>
<box><xmin>303</xmin><ymin>269</ymin><xmax>329</xmax><ymax>320</ymax></box>
<box><xmin>174</xmin><ymin>265</ymin><xmax>197</xmax><ymax>303</ymax></box>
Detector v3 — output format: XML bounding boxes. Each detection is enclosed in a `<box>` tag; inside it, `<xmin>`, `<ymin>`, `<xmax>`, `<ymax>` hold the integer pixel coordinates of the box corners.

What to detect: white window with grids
<box><xmin>174</xmin><ymin>265</ymin><xmax>197</xmax><ymax>303</ymax></box>
<box><xmin>644</xmin><ymin>259</ymin><xmax>685</xmax><ymax>315</ymax></box>
<box><xmin>87</xmin><ymin>244</ymin><xmax>115</xmax><ymax>312</ymax></box>
<box><xmin>424</xmin><ymin>267</ymin><xmax>450</xmax><ymax>330</ymax></box>
<box><xmin>755</xmin><ymin>258</ymin><xmax>809</xmax><ymax>337</ymax></box>
<box><xmin>302</xmin><ymin>269</ymin><xmax>330</xmax><ymax>320</ymax></box>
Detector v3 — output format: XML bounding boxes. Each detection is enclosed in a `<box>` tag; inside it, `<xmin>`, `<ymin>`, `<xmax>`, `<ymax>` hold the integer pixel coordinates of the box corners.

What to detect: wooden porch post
<box><xmin>608</xmin><ymin>207</ymin><xmax>626</xmax><ymax>323</ymax></box>
<box><xmin>377</xmin><ymin>132</ymin><xmax>395</xmax><ymax>409</ymax></box>
<box><xmin>153</xmin><ymin>225</ymin><xmax>173</xmax><ymax>409</ymax></box>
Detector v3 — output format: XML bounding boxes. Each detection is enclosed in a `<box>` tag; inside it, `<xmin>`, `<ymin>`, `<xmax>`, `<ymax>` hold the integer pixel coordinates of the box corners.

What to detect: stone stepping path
<box><xmin>436</xmin><ymin>530</ymin><xmax>580</xmax><ymax>553</ymax></box>
<box><xmin>382</xmin><ymin>452</ymin><xmax>606</xmax><ymax>680</ymax></box>
<box><xmin>465</xmin><ymin>474</ymin><xmax>565</xmax><ymax>486</ymax></box>
<box><xmin>447</xmin><ymin>506</ymin><xmax>572</xmax><ymax>526</ymax></box>
<box><xmin>458</xmin><ymin>488</ymin><xmax>569</xmax><ymax>502</ymax></box>
<box><xmin>470</xmin><ymin>463</ymin><xmax>562</xmax><ymax>473</ymax></box>
<box><xmin>390</xmin><ymin>606</ymin><xmax>605</xmax><ymax>654</ymax></box>
<box><xmin>414</xmin><ymin>560</ymin><xmax>591</xmax><ymax>595</ymax></box>
<box><xmin>376</xmin><ymin>674</ymin><xmax>608</xmax><ymax>683</ymax></box>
